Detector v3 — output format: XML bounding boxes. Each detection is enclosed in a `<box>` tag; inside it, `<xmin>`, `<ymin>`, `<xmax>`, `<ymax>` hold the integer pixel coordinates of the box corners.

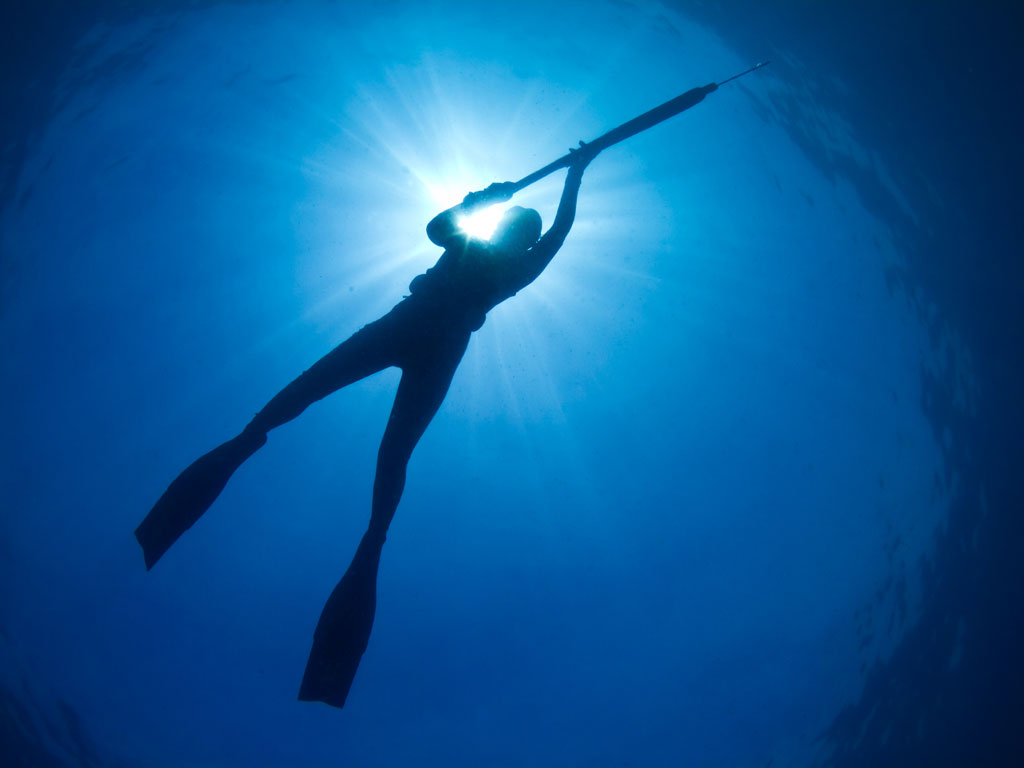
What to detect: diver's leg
<box><xmin>135</xmin><ymin>318</ymin><xmax>400</xmax><ymax>570</ymax></box>
<box><xmin>246</xmin><ymin>319</ymin><xmax>397</xmax><ymax>434</ymax></box>
<box><xmin>366</xmin><ymin>342</ymin><xmax>469</xmax><ymax>538</ymax></box>
<box><xmin>298</xmin><ymin>333</ymin><xmax>470</xmax><ymax>708</ymax></box>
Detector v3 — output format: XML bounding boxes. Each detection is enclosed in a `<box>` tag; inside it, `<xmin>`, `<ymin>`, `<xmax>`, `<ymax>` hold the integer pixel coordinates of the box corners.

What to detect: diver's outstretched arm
<box><xmin>426</xmin><ymin>181</ymin><xmax>516</xmax><ymax>246</ymax></box>
<box><xmin>515</xmin><ymin>145</ymin><xmax>596</xmax><ymax>286</ymax></box>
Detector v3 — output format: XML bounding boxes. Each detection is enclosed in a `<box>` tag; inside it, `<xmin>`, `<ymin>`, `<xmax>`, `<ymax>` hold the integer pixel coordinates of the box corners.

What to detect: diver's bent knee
<box><xmin>242</xmin><ymin>418</ymin><xmax>268</xmax><ymax>437</ymax></box>
<box><xmin>376</xmin><ymin>441</ymin><xmax>416</xmax><ymax>471</ymax></box>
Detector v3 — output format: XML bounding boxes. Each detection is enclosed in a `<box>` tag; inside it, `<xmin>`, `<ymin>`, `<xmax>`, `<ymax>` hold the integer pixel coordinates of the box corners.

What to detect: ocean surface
<box><xmin>1</xmin><ymin>1</ymin><xmax>1021</xmax><ymax>766</ymax></box>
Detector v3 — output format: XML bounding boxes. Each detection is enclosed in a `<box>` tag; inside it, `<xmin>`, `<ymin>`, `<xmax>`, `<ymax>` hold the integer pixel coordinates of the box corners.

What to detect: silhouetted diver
<box><xmin>135</xmin><ymin>144</ymin><xmax>599</xmax><ymax>708</ymax></box>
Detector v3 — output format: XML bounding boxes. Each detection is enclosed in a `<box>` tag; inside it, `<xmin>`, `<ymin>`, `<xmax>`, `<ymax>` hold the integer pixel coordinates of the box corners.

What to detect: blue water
<box><xmin>2</xmin><ymin>2</ymin><xmax>1020</xmax><ymax>766</ymax></box>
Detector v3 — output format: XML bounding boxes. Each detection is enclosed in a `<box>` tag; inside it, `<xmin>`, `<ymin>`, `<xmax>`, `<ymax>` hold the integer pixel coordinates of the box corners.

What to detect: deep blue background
<box><xmin>2</xmin><ymin>1</ymin><xmax>1021</xmax><ymax>766</ymax></box>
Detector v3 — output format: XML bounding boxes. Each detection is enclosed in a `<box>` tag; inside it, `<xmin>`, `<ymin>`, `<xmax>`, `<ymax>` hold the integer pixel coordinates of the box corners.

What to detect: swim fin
<box><xmin>135</xmin><ymin>428</ymin><xmax>266</xmax><ymax>569</ymax></box>
<box><xmin>298</xmin><ymin>530</ymin><xmax>385</xmax><ymax>708</ymax></box>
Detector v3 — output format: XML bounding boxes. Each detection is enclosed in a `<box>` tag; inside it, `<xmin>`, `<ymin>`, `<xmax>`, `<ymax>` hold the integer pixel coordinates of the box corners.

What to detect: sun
<box><xmin>457</xmin><ymin>203</ymin><xmax>510</xmax><ymax>240</ymax></box>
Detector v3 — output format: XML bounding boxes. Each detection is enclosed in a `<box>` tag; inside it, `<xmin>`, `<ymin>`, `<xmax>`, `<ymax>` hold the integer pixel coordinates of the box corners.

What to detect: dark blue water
<box><xmin>2</xmin><ymin>2</ymin><xmax>1020</xmax><ymax>766</ymax></box>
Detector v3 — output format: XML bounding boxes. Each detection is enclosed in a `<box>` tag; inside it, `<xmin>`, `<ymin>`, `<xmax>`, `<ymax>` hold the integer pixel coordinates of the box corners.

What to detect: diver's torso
<box><xmin>407</xmin><ymin>239</ymin><xmax>526</xmax><ymax>331</ymax></box>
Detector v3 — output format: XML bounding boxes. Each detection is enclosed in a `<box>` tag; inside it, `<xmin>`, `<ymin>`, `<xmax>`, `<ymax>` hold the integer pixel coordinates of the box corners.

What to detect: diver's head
<box><xmin>491</xmin><ymin>206</ymin><xmax>541</xmax><ymax>252</ymax></box>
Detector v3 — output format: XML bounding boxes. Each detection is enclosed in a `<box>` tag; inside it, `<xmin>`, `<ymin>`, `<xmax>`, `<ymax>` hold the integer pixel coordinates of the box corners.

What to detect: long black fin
<box><xmin>298</xmin><ymin>531</ymin><xmax>385</xmax><ymax>708</ymax></box>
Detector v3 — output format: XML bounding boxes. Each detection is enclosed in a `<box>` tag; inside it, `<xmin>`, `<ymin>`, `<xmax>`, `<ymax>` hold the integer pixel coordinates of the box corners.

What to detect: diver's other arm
<box><xmin>517</xmin><ymin>143</ymin><xmax>597</xmax><ymax>284</ymax></box>
<box><xmin>426</xmin><ymin>181</ymin><xmax>516</xmax><ymax>246</ymax></box>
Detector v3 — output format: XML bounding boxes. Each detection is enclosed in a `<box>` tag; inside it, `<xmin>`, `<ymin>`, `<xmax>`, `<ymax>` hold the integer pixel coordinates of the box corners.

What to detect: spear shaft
<box><xmin>511</xmin><ymin>61</ymin><xmax>769</xmax><ymax>192</ymax></box>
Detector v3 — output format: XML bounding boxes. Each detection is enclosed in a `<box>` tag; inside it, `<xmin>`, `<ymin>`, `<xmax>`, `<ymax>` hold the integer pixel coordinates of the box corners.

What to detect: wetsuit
<box><xmin>134</xmin><ymin>161</ymin><xmax>588</xmax><ymax>709</ymax></box>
